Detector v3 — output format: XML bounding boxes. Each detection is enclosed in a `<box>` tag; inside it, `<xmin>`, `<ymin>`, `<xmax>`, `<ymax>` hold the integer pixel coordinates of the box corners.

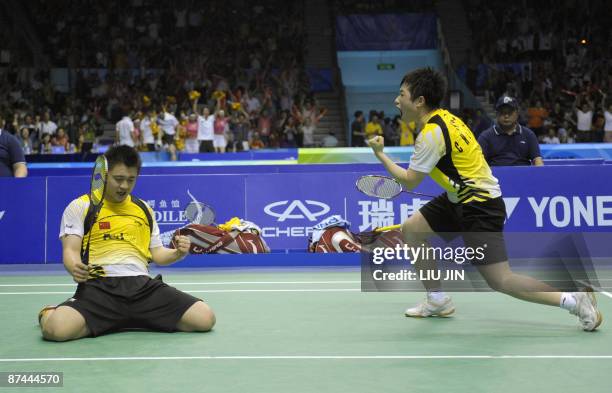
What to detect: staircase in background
<box><xmin>303</xmin><ymin>0</ymin><xmax>347</xmax><ymax>146</ymax></box>
<box><xmin>434</xmin><ymin>0</ymin><xmax>472</xmax><ymax>69</ymax></box>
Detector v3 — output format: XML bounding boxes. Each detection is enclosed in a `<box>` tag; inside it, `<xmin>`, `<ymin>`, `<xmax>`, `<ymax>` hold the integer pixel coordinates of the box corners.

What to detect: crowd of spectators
<box><xmin>350</xmin><ymin>110</ymin><xmax>415</xmax><ymax>147</ymax></box>
<box><xmin>356</xmin><ymin>88</ymin><xmax>611</xmax><ymax>148</ymax></box>
<box><xmin>464</xmin><ymin>0</ymin><xmax>612</xmax><ymax>143</ymax></box>
<box><xmin>1</xmin><ymin>0</ymin><xmax>610</xmax><ymax>157</ymax></box>
<box><xmin>0</xmin><ymin>0</ymin><xmax>335</xmax><ymax>155</ymax></box>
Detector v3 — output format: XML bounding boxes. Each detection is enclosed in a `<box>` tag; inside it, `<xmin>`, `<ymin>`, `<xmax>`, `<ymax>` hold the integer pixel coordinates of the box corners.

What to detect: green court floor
<box><xmin>0</xmin><ymin>267</ymin><xmax>611</xmax><ymax>393</ymax></box>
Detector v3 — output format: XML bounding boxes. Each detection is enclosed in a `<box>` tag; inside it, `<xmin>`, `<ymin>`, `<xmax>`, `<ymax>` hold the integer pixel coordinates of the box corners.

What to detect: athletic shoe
<box><xmin>405</xmin><ymin>294</ymin><xmax>455</xmax><ymax>318</ymax></box>
<box><xmin>38</xmin><ymin>305</ymin><xmax>57</xmax><ymax>326</ymax></box>
<box><xmin>571</xmin><ymin>291</ymin><xmax>603</xmax><ymax>331</ymax></box>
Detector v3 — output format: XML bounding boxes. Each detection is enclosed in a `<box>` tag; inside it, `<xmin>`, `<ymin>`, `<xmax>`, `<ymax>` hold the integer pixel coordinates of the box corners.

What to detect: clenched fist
<box><xmin>173</xmin><ymin>235</ymin><xmax>191</xmax><ymax>256</ymax></box>
<box><xmin>367</xmin><ymin>135</ymin><xmax>385</xmax><ymax>153</ymax></box>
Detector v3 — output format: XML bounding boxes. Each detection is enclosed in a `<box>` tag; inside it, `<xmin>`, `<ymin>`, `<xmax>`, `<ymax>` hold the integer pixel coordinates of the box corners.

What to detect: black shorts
<box><xmin>162</xmin><ymin>134</ymin><xmax>175</xmax><ymax>145</ymax></box>
<box><xmin>59</xmin><ymin>275</ymin><xmax>201</xmax><ymax>337</ymax></box>
<box><xmin>199</xmin><ymin>140</ymin><xmax>214</xmax><ymax>153</ymax></box>
<box><xmin>419</xmin><ymin>194</ymin><xmax>508</xmax><ymax>264</ymax></box>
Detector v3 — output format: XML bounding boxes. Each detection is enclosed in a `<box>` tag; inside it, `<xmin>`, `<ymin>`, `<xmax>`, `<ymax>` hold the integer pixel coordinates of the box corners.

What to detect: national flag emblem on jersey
<box><xmin>99</xmin><ymin>222</ymin><xmax>111</xmax><ymax>230</ymax></box>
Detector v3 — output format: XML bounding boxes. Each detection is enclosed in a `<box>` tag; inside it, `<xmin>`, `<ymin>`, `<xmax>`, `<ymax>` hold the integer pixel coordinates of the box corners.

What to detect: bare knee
<box><xmin>41</xmin><ymin>320</ymin><xmax>76</xmax><ymax>342</ymax></box>
<box><xmin>40</xmin><ymin>307</ymin><xmax>88</xmax><ymax>342</ymax></box>
<box><xmin>178</xmin><ymin>302</ymin><xmax>216</xmax><ymax>332</ymax></box>
<box><xmin>197</xmin><ymin>306</ymin><xmax>216</xmax><ymax>332</ymax></box>
<box><xmin>42</xmin><ymin>327</ymin><xmax>66</xmax><ymax>342</ymax></box>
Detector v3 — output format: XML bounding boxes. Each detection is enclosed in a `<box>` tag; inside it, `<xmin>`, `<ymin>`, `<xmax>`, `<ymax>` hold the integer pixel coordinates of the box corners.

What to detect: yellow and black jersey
<box><xmin>59</xmin><ymin>194</ymin><xmax>162</xmax><ymax>278</ymax></box>
<box><xmin>409</xmin><ymin>109</ymin><xmax>501</xmax><ymax>204</ymax></box>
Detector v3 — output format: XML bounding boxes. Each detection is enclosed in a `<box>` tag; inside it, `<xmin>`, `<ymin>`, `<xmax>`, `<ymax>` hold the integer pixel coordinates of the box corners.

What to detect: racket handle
<box><xmin>374</xmin><ymin>224</ymin><xmax>402</xmax><ymax>232</ymax></box>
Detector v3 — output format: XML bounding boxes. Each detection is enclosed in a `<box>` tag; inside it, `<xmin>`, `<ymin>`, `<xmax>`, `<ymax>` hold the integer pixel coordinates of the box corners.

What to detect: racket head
<box><xmin>90</xmin><ymin>155</ymin><xmax>108</xmax><ymax>206</ymax></box>
<box><xmin>184</xmin><ymin>201</ymin><xmax>216</xmax><ymax>225</ymax></box>
<box><xmin>355</xmin><ymin>175</ymin><xmax>403</xmax><ymax>199</ymax></box>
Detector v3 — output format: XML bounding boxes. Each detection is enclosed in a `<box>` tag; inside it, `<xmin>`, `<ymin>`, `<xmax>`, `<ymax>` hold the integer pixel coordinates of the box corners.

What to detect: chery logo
<box><xmin>264</xmin><ymin>200</ymin><xmax>330</xmax><ymax>222</ymax></box>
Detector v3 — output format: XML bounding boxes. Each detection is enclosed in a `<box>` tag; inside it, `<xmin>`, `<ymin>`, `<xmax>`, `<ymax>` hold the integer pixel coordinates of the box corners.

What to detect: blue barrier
<box><xmin>2</xmin><ymin>164</ymin><xmax>612</xmax><ymax>265</ymax></box>
<box><xmin>24</xmin><ymin>158</ymin><xmax>611</xmax><ymax>177</ymax></box>
<box><xmin>23</xmin><ymin>144</ymin><xmax>612</xmax><ymax>175</ymax></box>
<box><xmin>539</xmin><ymin>144</ymin><xmax>612</xmax><ymax>159</ymax></box>
<box><xmin>543</xmin><ymin>158</ymin><xmax>605</xmax><ymax>166</ymax></box>
<box><xmin>299</xmin><ymin>145</ymin><xmax>612</xmax><ymax>163</ymax></box>
<box><xmin>26</xmin><ymin>151</ymin><xmax>170</xmax><ymax>163</ymax></box>
<box><xmin>178</xmin><ymin>149</ymin><xmax>298</xmax><ymax>162</ymax></box>
<box><xmin>26</xmin><ymin>162</ymin><xmax>391</xmax><ymax>177</ymax></box>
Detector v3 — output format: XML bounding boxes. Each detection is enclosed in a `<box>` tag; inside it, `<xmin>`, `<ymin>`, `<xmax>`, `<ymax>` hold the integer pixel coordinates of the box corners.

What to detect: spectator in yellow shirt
<box><xmin>365</xmin><ymin>113</ymin><xmax>383</xmax><ymax>139</ymax></box>
<box><xmin>397</xmin><ymin>116</ymin><xmax>415</xmax><ymax>146</ymax></box>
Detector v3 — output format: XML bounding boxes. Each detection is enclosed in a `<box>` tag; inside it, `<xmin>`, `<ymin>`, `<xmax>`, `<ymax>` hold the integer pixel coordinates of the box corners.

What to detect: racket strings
<box><xmin>357</xmin><ymin>176</ymin><xmax>402</xmax><ymax>199</ymax></box>
<box><xmin>185</xmin><ymin>202</ymin><xmax>215</xmax><ymax>225</ymax></box>
<box><xmin>90</xmin><ymin>158</ymin><xmax>107</xmax><ymax>206</ymax></box>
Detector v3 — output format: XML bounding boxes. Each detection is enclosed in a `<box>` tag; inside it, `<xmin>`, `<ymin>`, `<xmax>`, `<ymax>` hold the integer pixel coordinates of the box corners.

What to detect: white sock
<box><xmin>560</xmin><ymin>292</ymin><xmax>577</xmax><ymax>312</ymax></box>
<box><xmin>428</xmin><ymin>290</ymin><xmax>447</xmax><ymax>303</ymax></box>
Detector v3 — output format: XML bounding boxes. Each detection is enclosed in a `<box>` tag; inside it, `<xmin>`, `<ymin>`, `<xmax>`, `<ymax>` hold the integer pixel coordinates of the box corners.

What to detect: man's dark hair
<box><xmin>354</xmin><ymin>110</ymin><xmax>363</xmax><ymax>118</ymax></box>
<box><xmin>104</xmin><ymin>145</ymin><xmax>142</xmax><ymax>173</ymax></box>
<box><xmin>400</xmin><ymin>67</ymin><xmax>446</xmax><ymax>109</ymax></box>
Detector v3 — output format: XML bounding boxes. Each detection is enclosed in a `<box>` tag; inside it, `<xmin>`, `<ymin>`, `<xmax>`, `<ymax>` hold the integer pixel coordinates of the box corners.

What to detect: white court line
<box><xmin>1</xmin><ymin>355</ymin><xmax>612</xmax><ymax>362</ymax></box>
<box><xmin>0</xmin><ymin>281</ymin><xmax>361</xmax><ymax>287</ymax></box>
<box><xmin>44</xmin><ymin>177</ymin><xmax>48</xmax><ymax>263</ymax></box>
<box><xmin>4</xmin><ymin>278</ymin><xmax>612</xmax><ymax>288</ymax></box>
<box><xmin>595</xmin><ymin>290</ymin><xmax>612</xmax><ymax>299</ymax></box>
<box><xmin>0</xmin><ymin>289</ymin><xmax>361</xmax><ymax>295</ymax></box>
<box><xmin>2</xmin><ymin>288</ymin><xmax>612</xmax><ymax>296</ymax></box>
<box><xmin>576</xmin><ymin>279</ymin><xmax>612</xmax><ymax>299</ymax></box>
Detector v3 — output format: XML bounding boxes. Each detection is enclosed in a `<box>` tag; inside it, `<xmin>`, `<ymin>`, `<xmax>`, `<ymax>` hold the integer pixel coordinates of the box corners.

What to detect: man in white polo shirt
<box><xmin>140</xmin><ymin>109</ymin><xmax>156</xmax><ymax>151</ymax></box>
<box><xmin>574</xmin><ymin>96</ymin><xmax>594</xmax><ymax>142</ymax></box>
<box><xmin>40</xmin><ymin>112</ymin><xmax>58</xmax><ymax>137</ymax></box>
<box><xmin>193</xmin><ymin>102</ymin><xmax>214</xmax><ymax>153</ymax></box>
<box><xmin>158</xmin><ymin>106</ymin><xmax>179</xmax><ymax>147</ymax></box>
<box><xmin>115</xmin><ymin>112</ymin><xmax>136</xmax><ymax>147</ymax></box>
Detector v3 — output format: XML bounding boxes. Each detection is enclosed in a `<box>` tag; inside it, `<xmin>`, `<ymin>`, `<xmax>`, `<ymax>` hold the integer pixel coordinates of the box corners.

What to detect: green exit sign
<box><xmin>377</xmin><ymin>63</ymin><xmax>395</xmax><ymax>70</ymax></box>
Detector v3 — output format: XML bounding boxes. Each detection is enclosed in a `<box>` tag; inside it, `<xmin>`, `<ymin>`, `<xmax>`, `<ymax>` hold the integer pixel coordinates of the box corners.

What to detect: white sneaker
<box><xmin>405</xmin><ymin>295</ymin><xmax>455</xmax><ymax>318</ymax></box>
<box><xmin>571</xmin><ymin>291</ymin><xmax>603</xmax><ymax>331</ymax></box>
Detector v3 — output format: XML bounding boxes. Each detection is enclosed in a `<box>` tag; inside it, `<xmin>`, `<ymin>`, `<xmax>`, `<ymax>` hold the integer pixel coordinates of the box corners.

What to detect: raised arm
<box><xmin>369</xmin><ymin>135</ymin><xmax>426</xmax><ymax>190</ymax></box>
<box><xmin>192</xmin><ymin>97</ymin><xmax>200</xmax><ymax>115</ymax></box>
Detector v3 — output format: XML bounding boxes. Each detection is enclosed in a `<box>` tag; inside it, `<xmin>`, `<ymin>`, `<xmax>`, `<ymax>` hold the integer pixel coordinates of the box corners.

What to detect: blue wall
<box><xmin>336</xmin><ymin>14</ymin><xmax>437</xmax><ymax>51</ymax></box>
<box><xmin>337</xmin><ymin>50</ymin><xmax>444</xmax><ymax>143</ymax></box>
